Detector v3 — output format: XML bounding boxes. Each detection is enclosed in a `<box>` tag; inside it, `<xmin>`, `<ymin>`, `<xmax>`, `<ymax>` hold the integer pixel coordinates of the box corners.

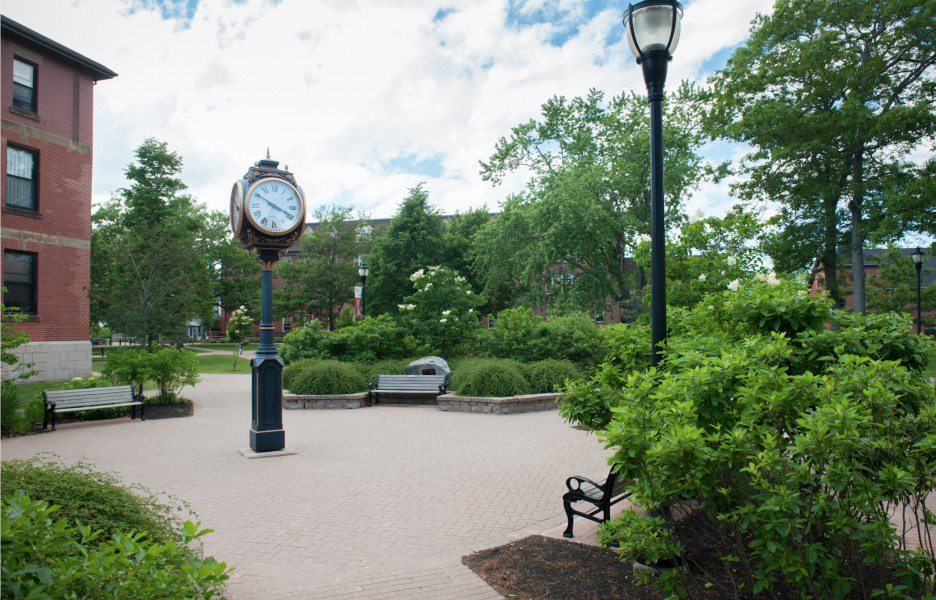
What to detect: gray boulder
<box><xmin>405</xmin><ymin>356</ymin><xmax>451</xmax><ymax>378</ymax></box>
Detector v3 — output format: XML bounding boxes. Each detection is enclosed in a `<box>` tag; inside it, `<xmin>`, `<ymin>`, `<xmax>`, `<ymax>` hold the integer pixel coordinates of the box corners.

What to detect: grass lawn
<box><xmin>195</xmin><ymin>353</ymin><xmax>252</xmax><ymax>374</ymax></box>
<box><xmin>189</xmin><ymin>342</ymin><xmax>259</xmax><ymax>352</ymax></box>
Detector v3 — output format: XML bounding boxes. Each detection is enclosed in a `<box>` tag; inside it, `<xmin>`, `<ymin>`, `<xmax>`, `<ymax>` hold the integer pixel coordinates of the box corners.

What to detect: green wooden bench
<box><xmin>367</xmin><ymin>374</ymin><xmax>448</xmax><ymax>406</ymax></box>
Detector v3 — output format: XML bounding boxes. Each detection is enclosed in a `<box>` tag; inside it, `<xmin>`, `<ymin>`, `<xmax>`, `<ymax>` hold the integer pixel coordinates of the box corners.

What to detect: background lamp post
<box><xmin>358</xmin><ymin>260</ymin><xmax>369</xmax><ymax>318</ymax></box>
<box><xmin>623</xmin><ymin>0</ymin><xmax>683</xmax><ymax>366</ymax></box>
<box><xmin>912</xmin><ymin>247</ymin><xmax>925</xmax><ymax>334</ymax></box>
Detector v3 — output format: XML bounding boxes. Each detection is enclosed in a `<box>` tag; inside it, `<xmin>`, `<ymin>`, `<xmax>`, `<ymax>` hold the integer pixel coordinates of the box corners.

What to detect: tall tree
<box><xmin>91</xmin><ymin>138</ymin><xmax>222</xmax><ymax>346</ymax></box>
<box><xmin>866</xmin><ymin>247</ymin><xmax>935</xmax><ymax>318</ymax></box>
<box><xmin>706</xmin><ymin>0</ymin><xmax>936</xmax><ymax>312</ymax></box>
<box><xmin>275</xmin><ymin>205</ymin><xmax>370</xmax><ymax>330</ymax></box>
<box><xmin>205</xmin><ymin>211</ymin><xmax>261</xmax><ymax>321</ymax></box>
<box><xmin>365</xmin><ymin>185</ymin><xmax>445</xmax><ymax>316</ymax></box>
<box><xmin>475</xmin><ymin>88</ymin><xmax>705</xmax><ymax>316</ymax></box>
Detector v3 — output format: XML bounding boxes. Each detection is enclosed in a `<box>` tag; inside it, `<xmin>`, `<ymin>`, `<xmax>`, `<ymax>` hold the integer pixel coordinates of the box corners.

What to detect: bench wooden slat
<box><xmin>54</xmin><ymin>401</ymin><xmax>144</xmax><ymax>413</ymax></box>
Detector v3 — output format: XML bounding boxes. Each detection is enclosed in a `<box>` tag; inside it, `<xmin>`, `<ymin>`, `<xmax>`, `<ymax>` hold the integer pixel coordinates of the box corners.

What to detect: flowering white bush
<box><xmin>727</xmin><ymin>279</ymin><xmax>741</xmax><ymax>292</ymax></box>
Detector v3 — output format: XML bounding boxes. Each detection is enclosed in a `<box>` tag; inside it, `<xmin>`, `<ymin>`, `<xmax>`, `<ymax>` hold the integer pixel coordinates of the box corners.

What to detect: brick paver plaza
<box><xmin>0</xmin><ymin>374</ymin><xmax>617</xmax><ymax>599</ymax></box>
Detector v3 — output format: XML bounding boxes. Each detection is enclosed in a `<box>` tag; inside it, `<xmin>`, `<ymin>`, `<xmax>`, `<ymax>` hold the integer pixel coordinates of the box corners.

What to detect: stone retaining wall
<box><xmin>283</xmin><ymin>392</ymin><xmax>369</xmax><ymax>410</ymax></box>
<box><xmin>437</xmin><ymin>392</ymin><xmax>562</xmax><ymax>414</ymax></box>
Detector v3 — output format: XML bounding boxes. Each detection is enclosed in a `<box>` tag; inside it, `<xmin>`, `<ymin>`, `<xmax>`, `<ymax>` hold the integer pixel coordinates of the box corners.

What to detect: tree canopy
<box><xmin>706</xmin><ymin>0</ymin><xmax>936</xmax><ymax>312</ymax></box>
<box><xmin>474</xmin><ymin>87</ymin><xmax>706</xmax><ymax>316</ymax></box>
<box><xmin>91</xmin><ymin>138</ymin><xmax>225</xmax><ymax>345</ymax></box>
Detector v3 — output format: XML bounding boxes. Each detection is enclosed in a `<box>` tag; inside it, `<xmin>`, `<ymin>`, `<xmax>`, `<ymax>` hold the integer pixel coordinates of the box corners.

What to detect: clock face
<box><xmin>245</xmin><ymin>178</ymin><xmax>304</xmax><ymax>236</ymax></box>
<box><xmin>230</xmin><ymin>181</ymin><xmax>244</xmax><ymax>236</ymax></box>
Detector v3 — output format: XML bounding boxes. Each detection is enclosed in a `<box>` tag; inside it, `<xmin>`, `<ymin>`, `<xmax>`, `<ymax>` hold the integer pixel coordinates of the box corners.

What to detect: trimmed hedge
<box><xmin>521</xmin><ymin>359</ymin><xmax>580</xmax><ymax>394</ymax></box>
<box><xmin>285</xmin><ymin>360</ymin><xmax>367</xmax><ymax>395</ymax></box>
<box><xmin>450</xmin><ymin>358</ymin><xmax>531</xmax><ymax>397</ymax></box>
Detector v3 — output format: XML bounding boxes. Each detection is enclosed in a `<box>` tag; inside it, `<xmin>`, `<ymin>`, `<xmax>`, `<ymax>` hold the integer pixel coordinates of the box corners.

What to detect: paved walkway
<box><xmin>1</xmin><ymin>374</ymin><xmax>616</xmax><ymax>599</ymax></box>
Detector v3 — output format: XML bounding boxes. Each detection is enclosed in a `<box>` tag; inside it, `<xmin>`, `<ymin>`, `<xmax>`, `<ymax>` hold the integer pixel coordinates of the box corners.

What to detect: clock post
<box><xmin>230</xmin><ymin>154</ymin><xmax>306</xmax><ymax>453</ymax></box>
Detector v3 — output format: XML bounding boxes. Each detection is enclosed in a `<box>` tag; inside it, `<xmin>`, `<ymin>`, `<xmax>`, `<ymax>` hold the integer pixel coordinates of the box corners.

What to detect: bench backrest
<box><xmin>43</xmin><ymin>385</ymin><xmax>137</xmax><ymax>409</ymax></box>
<box><xmin>375</xmin><ymin>374</ymin><xmax>447</xmax><ymax>391</ymax></box>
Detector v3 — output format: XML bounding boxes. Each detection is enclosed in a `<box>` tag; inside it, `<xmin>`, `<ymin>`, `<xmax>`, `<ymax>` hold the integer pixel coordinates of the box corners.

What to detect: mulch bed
<box><xmin>1</xmin><ymin>400</ymin><xmax>193</xmax><ymax>438</ymax></box>
<box><xmin>463</xmin><ymin>509</ymin><xmax>799</xmax><ymax>600</ymax></box>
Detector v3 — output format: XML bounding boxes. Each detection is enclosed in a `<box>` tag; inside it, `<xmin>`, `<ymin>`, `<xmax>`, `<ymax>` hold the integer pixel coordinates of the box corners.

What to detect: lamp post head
<box><xmin>623</xmin><ymin>0</ymin><xmax>683</xmax><ymax>63</ymax></box>
<box><xmin>911</xmin><ymin>247</ymin><xmax>925</xmax><ymax>267</ymax></box>
<box><xmin>359</xmin><ymin>262</ymin><xmax>369</xmax><ymax>279</ymax></box>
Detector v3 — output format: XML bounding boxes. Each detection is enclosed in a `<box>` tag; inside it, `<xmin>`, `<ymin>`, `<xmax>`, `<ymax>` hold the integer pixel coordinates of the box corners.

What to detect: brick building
<box><xmin>1</xmin><ymin>16</ymin><xmax>116</xmax><ymax>382</ymax></box>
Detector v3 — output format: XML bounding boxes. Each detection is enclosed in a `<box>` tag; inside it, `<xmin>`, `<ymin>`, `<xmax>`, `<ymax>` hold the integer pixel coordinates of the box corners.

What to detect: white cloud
<box><xmin>3</xmin><ymin>0</ymin><xmax>771</xmax><ymax>220</ymax></box>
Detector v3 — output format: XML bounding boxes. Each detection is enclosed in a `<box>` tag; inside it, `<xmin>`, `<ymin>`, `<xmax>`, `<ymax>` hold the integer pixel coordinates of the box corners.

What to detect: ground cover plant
<box><xmin>1</xmin><ymin>455</ymin><xmax>230</xmax><ymax>598</ymax></box>
<box><xmin>561</xmin><ymin>277</ymin><xmax>936</xmax><ymax>599</ymax></box>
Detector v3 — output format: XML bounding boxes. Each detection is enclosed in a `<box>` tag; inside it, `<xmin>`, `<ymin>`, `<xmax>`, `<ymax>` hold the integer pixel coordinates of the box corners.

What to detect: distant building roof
<box><xmin>1</xmin><ymin>15</ymin><xmax>117</xmax><ymax>81</ymax></box>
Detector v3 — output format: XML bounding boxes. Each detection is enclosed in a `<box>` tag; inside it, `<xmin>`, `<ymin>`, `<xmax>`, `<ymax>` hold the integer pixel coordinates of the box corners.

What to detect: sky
<box><xmin>2</xmin><ymin>0</ymin><xmax>776</xmax><ymax>222</ymax></box>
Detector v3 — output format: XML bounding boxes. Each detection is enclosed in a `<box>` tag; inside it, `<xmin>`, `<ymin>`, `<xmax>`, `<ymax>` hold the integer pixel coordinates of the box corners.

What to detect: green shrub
<box><xmin>282</xmin><ymin>359</ymin><xmax>315</xmax><ymax>392</ymax></box>
<box><xmin>562</xmin><ymin>277</ymin><xmax>936</xmax><ymax>598</ymax></box>
<box><xmin>1</xmin><ymin>455</ymin><xmax>186</xmax><ymax>543</ymax></box>
<box><xmin>145</xmin><ymin>346</ymin><xmax>199</xmax><ymax>404</ymax></box>
<box><xmin>487</xmin><ymin>307</ymin><xmax>545</xmax><ymax>361</ymax></box>
<box><xmin>450</xmin><ymin>358</ymin><xmax>531</xmax><ymax>397</ymax></box>
<box><xmin>330</xmin><ymin>315</ymin><xmax>423</xmax><ymax>362</ymax></box>
<box><xmin>100</xmin><ymin>346</ymin><xmax>149</xmax><ymax>392</ymax></box>
<box><xmin>287</xmin><ymin>360</ymin><xmax>367</xmax><ymax>395</ymax></box>
<box><xmin>521</xmin><ymin>359</ymin><xmax>580</xmax><ymax>393</ymax></box>
<box><xmin>1</xmin><ymin>492</ymin><xmax>229</xmax><ymax>599</ymax></box>
<box><xmin>0</xmin><ymin>380</ymin><xmax>42</xmax><ymax>434</ymax></box>
<box><xmin>540</xmin><ymin>312</ymin><xmax>604</xmax><ymax>368</ymax></box>
<box><xmin>279</xmin><ymin>321</ymin><xmax>330</xmax><ymax>364</ymax></box>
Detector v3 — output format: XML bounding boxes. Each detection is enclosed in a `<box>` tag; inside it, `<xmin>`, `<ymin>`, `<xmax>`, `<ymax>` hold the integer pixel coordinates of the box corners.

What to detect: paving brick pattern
<box><xmin>1</xmin><ymin>374</ymin><xmax>616</xmax><ymax>599</ymax></box>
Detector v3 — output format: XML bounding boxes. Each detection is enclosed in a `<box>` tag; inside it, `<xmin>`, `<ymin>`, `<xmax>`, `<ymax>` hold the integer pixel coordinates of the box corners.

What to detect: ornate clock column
<box><xmin>230</xmin><ymin>152</ymin><xmax>306</xmax><ymax>453</ymax></box>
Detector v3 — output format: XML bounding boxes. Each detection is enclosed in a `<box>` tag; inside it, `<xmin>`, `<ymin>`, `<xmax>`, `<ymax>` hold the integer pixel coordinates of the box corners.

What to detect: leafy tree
<box><xmin>706</xmin><ymin>0</ymin><xmax>936</xmax><ymax>312</ymax></box>
<box><xmin>439</xmin><ymin>207</ymin><xmax>492</xmax><ymax>307</ymax></box>
<box><xmin>226</xmin><ymin>306</ymin><xmax>253</xmax><ymax>371</ymax></box>
<box><xmin>867</xmin><ymin>247</ymin><xmax>936</xmax><ymax>321</ymax></box>
<box><xmin>275</xmin><ymin>205</ymin><xmax>370</xmax><ymax>331</ymax></box>
<box><xmin>1</xmin><ymin>287</ymin><xmax>37</xmax><ymax>382</ymax></box>
<box><xmin>207</xmin><ymin>211</ymin><xmax>260</xmax><ymax>321</ymax></box>
<box><xmin>400</xmin><ymin>266</ymin><xmax>483</xmax><ymax>358</ymax></box>
<box><xmin>475</xmin><ymin>88</ymin><xmax>706</xmax><ymax>316</ymax></box>
<box><xmin>365</xmin><ymin>185</ymin><xmax>445</xmax><ymax>315</ymax></box>
<box><xmin>91</xmin><ymin>138</ymin><xmax>224</xmax><ymax>346</ymax></box>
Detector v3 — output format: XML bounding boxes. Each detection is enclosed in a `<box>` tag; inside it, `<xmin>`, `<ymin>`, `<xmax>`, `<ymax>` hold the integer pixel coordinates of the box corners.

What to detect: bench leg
<box><xmin>563</xmin><ymin>501</ymin><xmax>576</xmax><ymax>538</ymax></box>
<box><xmin>141</xmin><ymin>403</ymin><xmax>145</xmax><ymax>421</ymax></box>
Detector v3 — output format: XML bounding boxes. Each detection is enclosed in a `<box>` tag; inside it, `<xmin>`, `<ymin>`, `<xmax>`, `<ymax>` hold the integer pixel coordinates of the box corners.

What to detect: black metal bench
<box><xmin>43</xmin><ymin>385</ymin><xmax>144</xmax><ymax>431</ymax></box>
<box><xmin>562</xmin><ymin>467</ymin><xmax>632</xmax><ymax>538</ymax></box>
<box><xmin>368</xmin><ymin>374</ymin><xmax>448</xmax><ymax>406</ymax></box>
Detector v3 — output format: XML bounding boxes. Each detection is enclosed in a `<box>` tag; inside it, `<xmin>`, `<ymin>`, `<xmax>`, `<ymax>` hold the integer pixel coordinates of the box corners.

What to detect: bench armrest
<box><xmin>565</xmin><ymin>475</ymin><xmax>604</xmax><ymax>493</ymax></box>
<box><xmin>368</xmin><ymin>382</ymin><xmax>377</xmax><ymax>391</ymax></box>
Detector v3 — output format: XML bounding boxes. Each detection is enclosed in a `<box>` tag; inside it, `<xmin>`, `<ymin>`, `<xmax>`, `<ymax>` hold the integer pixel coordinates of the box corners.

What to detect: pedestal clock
<box><xmin>231</xmin><ymin>153</ymin><xmax>306</xmax><ymax>452</ymax></box>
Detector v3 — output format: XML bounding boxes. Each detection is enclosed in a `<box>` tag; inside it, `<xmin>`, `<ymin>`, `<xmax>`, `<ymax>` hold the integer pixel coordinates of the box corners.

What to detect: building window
<box><xmin>12</xmin><ymin>57</ymin><xmax>36</xmax><ymax>112</ymax></box>
<box><xmin>6</xmin><ymin>145</ymin><xmax>38</xmax><ymax>210</ymax></box>
<box><xmin>283</xmin><ymin>316</ymin><xmax>292</xmax><ymax>333</ymax></box>
<box><xmin>3</xmin><ymin>251</ymin><xmax>37</xmax><ymax>314</ymax></box>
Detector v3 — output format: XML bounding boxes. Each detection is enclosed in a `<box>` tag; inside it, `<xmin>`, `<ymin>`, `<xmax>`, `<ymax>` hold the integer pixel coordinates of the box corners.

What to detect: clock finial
<box><xmin>266</xmin><ymin>147</ymin><xmax>271</xmax><ymax>160</ymax></box>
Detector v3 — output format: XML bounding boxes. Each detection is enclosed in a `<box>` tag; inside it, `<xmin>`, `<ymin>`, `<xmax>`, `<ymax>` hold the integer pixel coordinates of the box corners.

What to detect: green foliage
<box><xmin>520</xmin><ymin>359</ymin><xmax>579</xmax><ymax>394</ymax></box>
<box><xmin>0</xmin><ymin>456</ymin><xmax>187</xmax><ymax>544</ymax></box>
<box><xmin>486</xmin><ymin>307</ymin><xmax>545</xmax><ymax>362</ymax></box>
<box><xmin>275</xmin><ymin>205</ymin><xmax>370</xmax><ymax>331</ymax></box>
<box><xmin>561</xmin><ymin>277</ymin><xmax>936</xmax><ymax>598</ymax></box>
<box><xmin>705</xmin><ymin>0</ymin><xmax>936</xmax><ymax>310</ymax></box>
<box><xmin>1</xmin><ymin>287</ymin><xmax>37</xmax><ymax>382</ymax></box>
<box><xmin>352</xmin><ymin>358</ymin><xmax>415</xmax><ymax>384</ymax></box>
<box><xmin>146</xmin><ymin>347</ymin><xmax>199</xmax><ymax>403</ymax></box>
<box><xmin>226</xmin><ymin>306</ymin><xmax>253</xmax><ymax>372</ymax></box>
<box><xmin>330</xmin><ymin>315</ymin><xmax>423</xmax><ymax>362</ymax></box>
<box><xmin>450</xmin><ymin>359</ymin><xmax>531</xmax><ymax>397</ymax></box>
<box><xmin>336</xmin><ymin>306</ymin><xmax>356</xmax><ymax>329</ymax></box>
<box><xmin>279</xmin><ymin>320</ymin><xmax>330</xmax><ymax>364</ymax></box>
<box><xmin>476</xmin><ymin>88</ymin><xmax>706</xmax><ymax>315</ymax></box>
<box><xmin>0</xmin><ymin>380</ymin><xmax>42</xmax><ymax>434</ymax></box>
<box><xmin>400</xmin><ymin>266</ymin><xmax>484</xmax><ymax>358</ymax></box>
<box><xmin>867</xmin><ymin>247</ymin><xmax>936</xmax><ymax>318</ymax></box>
<box><xmin>365</xmin><ymin>185</ymin><xmax>446</xmax><ymax>315</ymax></box>
<box><xmin>539</xmin><ymin>312</ymin><xmax>604</xmax><ymax>369</ymax></box>
<box><xmin>91</xmin><ymin>138</ymin><xmax>225</xmax><ymax>346</ymax></box>
<box><xmin>101</xmin><ymin>345</ymin><xmax>199</xmax><ymax>404</ymax></box>
<box><xmin>1</xmin><ymin>491</ymin><xmax>229</xmax><ymax>599</ymax></box>
<box><xmin>285</xmin><ymin>360</ymin><xmax>367</xmax><ymax>395</ymax></box>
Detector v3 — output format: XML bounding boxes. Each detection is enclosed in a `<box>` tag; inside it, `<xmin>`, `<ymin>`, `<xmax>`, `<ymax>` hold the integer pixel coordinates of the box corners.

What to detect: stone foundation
<box><xmin>283</xmin><ymin>392</ymin><xmax>369</xmax><ymax>410</ymax></box>
<box><xmin>2</xmin><ymin>340</ymin><xmax>92</xmax><ymax>383</ymax></box>
<box><xmin>437</xmin><ymin>392</ymin><xmax>562</xmax><ymax>414</ymax></box>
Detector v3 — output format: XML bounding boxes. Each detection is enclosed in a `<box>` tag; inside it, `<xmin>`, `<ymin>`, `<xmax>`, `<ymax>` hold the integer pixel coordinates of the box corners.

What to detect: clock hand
<box><xmin>256</xmin><ymin>194</ymin><xmax>295</xmax><ymax>218</ymax></box>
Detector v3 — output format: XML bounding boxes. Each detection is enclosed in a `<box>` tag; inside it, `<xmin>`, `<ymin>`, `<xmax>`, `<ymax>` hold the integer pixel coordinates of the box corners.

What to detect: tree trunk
<box><xmin>849</xmin><ymin>145</ymin><xmax>866</xmax><ymax>315</ymax></box>
<box><xmin>821</xmin><ymin>194</ymin><xmax>841</xmax><ymax>306</ymax></box>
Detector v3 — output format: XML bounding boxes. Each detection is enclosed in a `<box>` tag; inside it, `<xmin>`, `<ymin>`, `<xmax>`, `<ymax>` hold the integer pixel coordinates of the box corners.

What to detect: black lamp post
<box><xmin>358</xmin><ymin>260</ymin><xmax>369</xmax><ymax>318</ymax></box>
<box><xmin>912</xmin><ymin>247</ymin><xmax>925</xmax><ymax>334</ymax></box>
<box><xmin>623</xmin><ymin>0</ymin><xmax>683</xmax><ymax>366</ymax></box>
